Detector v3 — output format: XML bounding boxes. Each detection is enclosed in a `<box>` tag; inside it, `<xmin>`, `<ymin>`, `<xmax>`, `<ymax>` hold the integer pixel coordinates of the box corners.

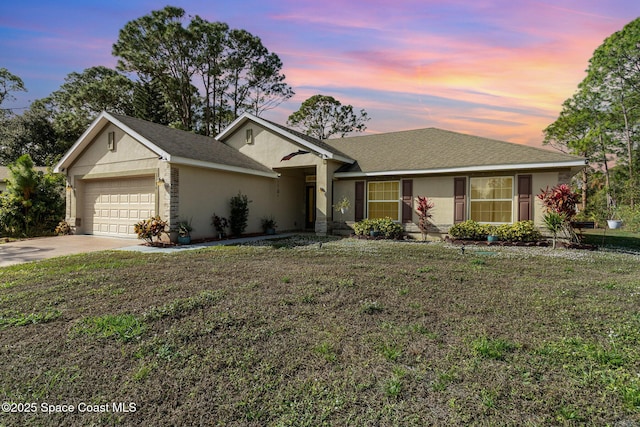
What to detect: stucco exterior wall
<box><xmin>65</xmin><ymin>124</ymin><xmax>160</xmax><ymax>181</ymax></box>
<box><xmin>225</xmin><ymin>122</ymin><xmax>324</xmax><ymax>170</ymax></box>
<box><xmin>62</xmin><ymin>123</ymin><xmax>162</xmax><ymax>234</ymax></box>
<box><xmin>332</xmin><ymin>170</ymin><xmax>569</xmax><ymax>235</ymax></box>
<box><xmin>222</xmin><ymin>122</ymin><xmax>344</xmax><ymax>235</ymax></box>
<box><xmin>532</xmin><ymin>171</ymin><xmax>566</xmax><ymax>225</ymax></box>
<box><xmin>175</xmin><ymin>165</ymin><xmax>305</xmax><ymax>239</ymax></box>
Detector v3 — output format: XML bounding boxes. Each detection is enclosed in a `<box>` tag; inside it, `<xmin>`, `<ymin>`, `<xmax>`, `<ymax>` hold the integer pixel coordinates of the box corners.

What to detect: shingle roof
<box><xmin>110</xmin><ymin>114</ymin><xmax>274</xmax><ymax>175</ymax></box>
<box><xmin>262</xmin><ymin>119</ymin><xmax>354</xmax><ymax>161</ymax></box>
<box><xmin>324</xmin><ymin>128</ymin><xmax>585</xmax><ymax>174</ymax></box>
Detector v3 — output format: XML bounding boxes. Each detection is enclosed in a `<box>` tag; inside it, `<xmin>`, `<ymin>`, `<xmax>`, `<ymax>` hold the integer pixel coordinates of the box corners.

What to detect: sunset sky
<box><xmin>1</xmin><ymin>1</ymin><xmax>639</xmax><ymax>147</ymax></box>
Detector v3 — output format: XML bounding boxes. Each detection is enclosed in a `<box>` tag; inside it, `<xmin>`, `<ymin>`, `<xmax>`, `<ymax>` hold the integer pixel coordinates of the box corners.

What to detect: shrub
<box><xmin>415</xmin><ymin>196</ymin><xmax>435</xmax><ymax>240</ymax></box>
<box><xmin>0</xmin><ymin>154</ymin><xmax>64</xmax><ymax>237</ymax></box>
<box><xmin>543</xmin><ymin>212</ymin><xmax>566</xmax><ymax>249</ymax></box>
<box><xmin>495</xmin><ymin>220</ymin><xmax>541</xmax><ymax>242</ymax></box>
<box><xmin>134</xmin><ymin>216</ymin><xmax>168</xmax><ymax>244</ymax></box>
<box><xmin>537</xmin><ymin>184</ymin><xmax>578</xmax><ymax>219</ymax></box>
<box><xmin>55</xmin><ymin>220</ymin><xmax>72</xmax><ymax>235</ymax></box>
<box><xmin>211</xmin><ymin>214</ymin><xmax>229</xmax><ymax>236</ymax></box>
<box><xmin>260</xmin><ymin>215</ymin><xmax>277</xmax><ymax>232</ymax></box>
<box><xmin>448</xmin><ymin>220</ymin><xmax>495</xmax><ymax>240</ymax></box>
<box><xmin>618</xmin><ymin>205</ymin><xmax>640</xmax><ymax>232</ymax></box>
<box><xmin>353</xmin><ymin>217</ymin><xmax>403</xmax><ymax>239</ymax></box>
<box><xmin>450</xmin><ymin>220</ymin><xmax>542</xmax><ymax>242</ymax></box>
<box><xmin>229</xmin><ymin>192</ymin><xmax>251</xmax><ymax>236</ymax></box>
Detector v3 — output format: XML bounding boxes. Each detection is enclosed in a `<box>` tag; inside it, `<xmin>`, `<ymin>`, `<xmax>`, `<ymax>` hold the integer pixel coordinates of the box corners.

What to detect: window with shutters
<box><xmin>367</xmin><ymin>181</ymin><xmax>400</xmax><ymax>220</ymax></box>
<box><xmin>470</xmin><ymin>177</ymin><xmax>513</xmax><ymax>223</ymax></box>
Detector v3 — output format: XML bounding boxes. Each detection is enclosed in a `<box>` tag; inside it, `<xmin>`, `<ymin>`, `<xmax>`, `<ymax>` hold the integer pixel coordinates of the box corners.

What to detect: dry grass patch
<box><xmin>0</xmin><ymin>238</ymin><xmax>639</xmax><ymax>425</ymax></box>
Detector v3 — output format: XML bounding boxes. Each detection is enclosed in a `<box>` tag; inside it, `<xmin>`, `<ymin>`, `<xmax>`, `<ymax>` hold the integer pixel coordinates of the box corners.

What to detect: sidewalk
<box><xmin>116</xmin><ymin>233</ymin><xmax>296</xmax><ymax>254</ymax></box>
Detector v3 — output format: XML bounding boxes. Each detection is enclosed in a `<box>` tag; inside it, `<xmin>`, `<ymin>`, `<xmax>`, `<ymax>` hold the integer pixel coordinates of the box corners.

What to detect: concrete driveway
<box><xmin>0</xmin><ymin>235</ymin><xmax>140</xmax><ymax>267</ymax></box>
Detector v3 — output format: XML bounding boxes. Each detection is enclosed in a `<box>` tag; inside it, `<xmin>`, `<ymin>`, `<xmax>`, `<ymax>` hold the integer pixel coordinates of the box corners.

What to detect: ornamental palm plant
<box><xmin>415</xmin><ymin>196</ymin><xmax>435</xmax><ymax>241</ymax></box>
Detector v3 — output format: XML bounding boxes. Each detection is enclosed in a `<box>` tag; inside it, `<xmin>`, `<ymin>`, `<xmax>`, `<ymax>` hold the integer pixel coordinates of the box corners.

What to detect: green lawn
<box><xmin>1</xmin><ymin>236</ymin><xmax>639</xmax><ymax>426</ymax></box>
<box><xmin>581</xmin><ymin>228</ymin><xmax>640</xmax><ymax>251</ymax></box>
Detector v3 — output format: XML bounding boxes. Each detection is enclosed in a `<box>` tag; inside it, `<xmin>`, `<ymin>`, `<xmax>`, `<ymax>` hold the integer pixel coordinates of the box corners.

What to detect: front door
<box><xmin>305</xmin><ymin>184</ymin><xmax>316</xmax><ymax>229</ymax></box>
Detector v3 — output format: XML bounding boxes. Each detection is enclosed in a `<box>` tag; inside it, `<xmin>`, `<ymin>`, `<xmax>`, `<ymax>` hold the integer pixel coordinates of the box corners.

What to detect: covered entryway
<box><xmin>83</xmin><ymin>176</ymin><xmax>155</xmax><ymax>236</ymax></box>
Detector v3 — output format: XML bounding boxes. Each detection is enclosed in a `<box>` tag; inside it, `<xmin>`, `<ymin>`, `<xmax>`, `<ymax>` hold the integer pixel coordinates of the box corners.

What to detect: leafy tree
<box><xmin>545</xmin><ymin>17</ymin><xmax>640</xmax><ymax>213</ymax></box>
<box><xmin>0</xmin><ymin>100</ymin><xmax>61</xmax><ymax>166</ymax></box>
<box><xmin>190</xmin><ymin>17</ymin><xmax>230</xmax><ymax>136</ymax></box>
<box><xmin>287</xmin><ymin>94</ymin><xmax>369</xmax><ymax>140</ymax></box>
<box><xmin>543</xmin><ymin>84</ymin><xmax>615</xmax><ymax>212</ymax></box>
<box><xmin>49</xmin><ymin>66</ymin><xmax>135</xmax><ymax>140</ymax></box>
<box><xmin>0</xmin><ymin>68</ymin><xmax>26</xmax><ymax>110</ymax></box>
<box><xmin>132</xmin><ymin>78</ymin><xmax>172</xmax><ymax>126</ymax></box>
<box><xmin>113</xmin><ymin>6</ymin><xmax>196</xmax><ymax>130</ymax></box>
<box><xmin>0</xmin><ymin>68</ymin><xmax>28</xmax><ymax>163</ymax></box>
<box><xmin>1</xmin><ymin>67</ymin><xmax>134</xmax><ymax>166</ymax></box>
<box><xmin>0</xmin><ymin>154</ymin><xmax>64</xmax><ymax>236</ymax></box>
<box><xmin>582</xmin><ymin>17</ymin><xmax>640</xmax><ymax>207</ymax></box>
<box><xmin>244</xmin><ymin>50</ymin><xmax>294</xmax><ymax>117</ymax></box>
<box><xmin>224</xmin><ymin>29</ymin><xmax>294</xmax><ymax>122</ymax></box>
<box><xmin>113</xmin><ymin>6</ymin><xmax>293</xmax><ymax>134</ymax></box>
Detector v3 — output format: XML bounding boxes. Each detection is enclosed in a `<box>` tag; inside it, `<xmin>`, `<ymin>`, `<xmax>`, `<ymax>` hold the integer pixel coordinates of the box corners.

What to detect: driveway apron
<box><xmin>0</xmin><ymin>235</ymin><xmax>138</xmax><ymax>267</ymax></box>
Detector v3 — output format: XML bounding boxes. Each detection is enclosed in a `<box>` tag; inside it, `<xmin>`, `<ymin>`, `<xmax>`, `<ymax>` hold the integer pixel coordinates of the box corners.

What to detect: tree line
<box><xmin>544</xmin><ymin>17</ymin><xmax>640</xmax><ymax>228</ymax></box>
<box><xmin>0</xmin><ymin>5</ymin><xmax>368</xmax><ymax>167</ymax></box>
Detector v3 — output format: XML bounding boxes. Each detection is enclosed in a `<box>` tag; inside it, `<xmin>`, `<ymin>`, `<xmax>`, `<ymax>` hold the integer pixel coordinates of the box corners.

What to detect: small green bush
<box><xmin>229</xmin><ymin>191</ymin><xmax>251</xmax><ymax>236</ymax></box>
<box><xmin>618</xmin><ymin>205</ymin><xmax>640</xmax><ymax>232</ymax></box>
<box><xmin>495</xmin><ymin>220</ymin><xmax>541</xmax><ymax>242</ymax></box>
<box><xmin>449</xmin><ymin>220</ymin><xmax>542</xmax><ymax>242</ymax></box>
<box><xmin>353</xmin><ymin>217</ymin><xmax>403</xmax><ymax>239</ymax></box>
<box><xmin>0</xmin><ymin>154</ymin><xmax>65</xmax><ymax>237</ymax></box>
<box><xmin>448</xmin><ymin>220</ymin><xmax>494</xmax><ymax>240</ymax></box>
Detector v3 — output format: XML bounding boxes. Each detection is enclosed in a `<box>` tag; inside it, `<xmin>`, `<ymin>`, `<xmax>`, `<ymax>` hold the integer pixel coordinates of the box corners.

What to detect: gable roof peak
<box><xmin>55</xmin><ymin>111</ymin><xmax>276</xmax><ymax>177</ymax></box>
<box><xmin>216</xmin><ymin>113</ymin><xmax>354</xmax><ymax>164</ymax></box>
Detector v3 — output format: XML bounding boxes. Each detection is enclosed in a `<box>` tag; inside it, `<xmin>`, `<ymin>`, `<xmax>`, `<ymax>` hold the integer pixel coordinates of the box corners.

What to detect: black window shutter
<box><xmin>454</xmin><ymin>177</ymin><xmax>466</xmax><ymax>223</ymax></box>
<box><xmin>402</xmin><ymin>180</ymin><xmax>413</xmax><ymax>223</ymax></box>
<box><xmin>355</xmin><ymin>181</ymin><xmax>365</xmax><ymax>221</ymax></box>
<box><xmin>518</xmin><ymin>175</ymin><xmax>532</xmax><ymax>221</ymax></box>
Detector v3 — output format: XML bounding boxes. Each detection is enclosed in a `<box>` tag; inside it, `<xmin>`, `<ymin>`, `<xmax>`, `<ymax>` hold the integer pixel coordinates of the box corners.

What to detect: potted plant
<box><xmin>176</xmin><ymin>219</ymin><xmax>193</xmax><ymax>244</ymax></box>
<box><xmin>607</xmin><ymin>205</ymin><xmax>623</xmax><ymax>229</ymax></box>
<box><xmin>333</xmin><ymin>196</ymin><xmax>351</xmax><ymax>214</ymax></box>
<box><xmin>261</xmin><ymin>215</ymin><xmax>277</xmax><ymax>235</ymax></box>
<box><xmin>212</xmin><ymin>214</ymin><xmax>229</xmax><ymax>239</ymax></box>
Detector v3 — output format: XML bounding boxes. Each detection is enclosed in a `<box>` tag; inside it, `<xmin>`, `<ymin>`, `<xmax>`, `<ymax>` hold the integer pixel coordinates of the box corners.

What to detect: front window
<box><xmin>368</xmin><ymin>181</ymin><xmax>399</xmax><ymax>220</ymax></box>
<box><xmin>470</xmin><ymin>177</ymin><xmax>513</xmax><ymax>223</ymax></box>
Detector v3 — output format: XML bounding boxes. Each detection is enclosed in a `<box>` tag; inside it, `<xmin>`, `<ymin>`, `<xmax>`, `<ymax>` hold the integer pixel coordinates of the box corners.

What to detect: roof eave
<box><xmin>334</xmin><ymin>160</ymin><xmax>588</xmax><ymax>178</ymax></box>
<box><xmin>54</xmin><ymin>111</ymin><xmax>169</xmax><ymax>173</ymax></box>
<box><xmin>169</xmin><ymin>156</ymin><xmax>278</xmax><ymax>178</ymax></box>
<box><xmin>216</xmin><ymin>113</ymin><xmax>355</xmax><ymax>164</ymax></box>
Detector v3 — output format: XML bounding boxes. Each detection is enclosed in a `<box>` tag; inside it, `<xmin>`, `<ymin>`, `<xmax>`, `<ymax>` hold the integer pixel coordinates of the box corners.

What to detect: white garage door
<box><xmin>83</xmin><ymin>177</ymin><xmax>156</xmax><ymax>236</ymax></box>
